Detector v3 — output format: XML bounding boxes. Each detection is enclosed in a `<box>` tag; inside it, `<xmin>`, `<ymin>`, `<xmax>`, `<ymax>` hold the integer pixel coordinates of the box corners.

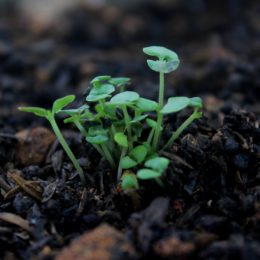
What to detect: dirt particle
<box><xmin>16</xmin><ymin>127</ymin><xmax>55</xmax><ymax>165</ymax></box>
<box><xmin>55</xmin><ymin>224</ymin><xmax>137</xmax><ymax>260</ymax></box>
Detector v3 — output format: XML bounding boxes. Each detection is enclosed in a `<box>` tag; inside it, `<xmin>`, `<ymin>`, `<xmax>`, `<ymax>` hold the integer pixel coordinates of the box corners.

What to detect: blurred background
<box><xmin>0</xmin><ymin>0</ymin><xmax>259</xmax><ymax>131</ymax></box>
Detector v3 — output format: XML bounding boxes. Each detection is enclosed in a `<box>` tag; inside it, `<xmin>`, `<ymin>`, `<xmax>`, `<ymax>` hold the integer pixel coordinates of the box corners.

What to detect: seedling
<box><xmin>19</xmin><ymin>95</ymin><xmax>87</xmax><ymax>185</ymax></box>
<box><xmin>19</xmin><ymin>46</ymin><xmax>203</xmax><ymax>190</ymax></box>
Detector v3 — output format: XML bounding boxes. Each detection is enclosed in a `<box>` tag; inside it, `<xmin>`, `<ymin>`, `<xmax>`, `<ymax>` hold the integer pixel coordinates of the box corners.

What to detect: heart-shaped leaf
<box><xmin>161</xmin><ymin>97</ymin><xmax>190</xmax><ymax>114</ymax></box>
<box><xmin>143</xmin><ymin>46</ymin><xmax>179</xmax><ymax>61</ymax></box>
<box><xmin>52</xmin><ymin>95</ymin><xmax>75</xmax><ymax>114</ymax></box>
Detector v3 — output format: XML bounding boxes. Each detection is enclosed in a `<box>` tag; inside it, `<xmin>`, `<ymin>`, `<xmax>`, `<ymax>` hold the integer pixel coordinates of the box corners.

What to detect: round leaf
<box><xmin>114</xmin><ymin>132</ymin><xmax>128</xmax><ymax>148</ymax></box>
<box><xmin>161</xmin><ymin>97</ymin><xmax>190</xmax><ymax>114</ymax></box>
<box><xmin>136</xmin><ymin>98</ymin><xmax>158</xmax><ymax>112</ymax></box>
<box><xmin>110</xmin><ymin>91</ymin><xmax>139</xmax><ymax>105</ymax></box>
<box><xmin>143</xmin><ymin>46</ymin><xmax>179</xmax><ymax>62</ymax></box>
<box><xmin>137</xmin><ymin>169</ymin><xmax>161</xmax><ymax>180</ymax></box>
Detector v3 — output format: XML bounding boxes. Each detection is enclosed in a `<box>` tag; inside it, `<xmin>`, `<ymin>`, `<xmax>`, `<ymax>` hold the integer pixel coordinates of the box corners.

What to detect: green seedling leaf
<box><xmin>121</xmin><ymin>156</ymin><xmax>138</xmax><ymax>169</ymax></box>
<box><xmin>110</xmin><ymin>91</ymin><xmax>140</xmax><ymax>105</ymax></box>
<box><xmin>130</xmin><ymin>114</ymin><xmax>148</xmax><ymax>124</ymax></box>
<box><xmin>136</xmin><ymin>98</ymin><xmax>158</xmax><ymax>112</ymax></box>
<box><xmin>121</xmin><ymin>171</ymin><xmax>139</xmax><ymax>191</ymax></box>
<box><xmin>52</xmin><ymin>95</ymin><xmax>75</xmax><ymax>114</ymax></box>
<box><xmin>91</xmin><ymin>75</ymin><xmax>111</xmax><ymax>85</ymax></box>
<box><xmin>86</xmin><ymin>126</ymin><xmax>108</xmax><ymax>144</ymax></box>
<box><xmin>145</xmin><ymin>157</ymin><xmax>169</xmax><ymax>173</ymax></box>
<box><xmin>161</xmin><ymin>97</ymin><xmax>190</xmax><ymax>114</ymax></box>
<box><xmin>18</xmin><ymin>106</ymin><xmax>48</xmax><ymax>118</ymax></box>
<box><xmin>61</xmin><ymin>105</ymin><xmax>89</xmax><ymax>115</ymax></box>
<box><xmin>130</xmin><ymin>145</ymin><xmax>148</xmax><ymax>163</ymax></box>
<box><xmin>189</xmin><ymin>97</ymin><xmax>202</xmax><ymax>108</ymax></box>
<box><xmin>114</xmin><ymin>132</ymin><xmax>128</xmax><ymax>148</ymax></box>
<box><xmin>147</xmin><ymin>60</ymin><xmax>179</xmax><ymax>73</ymax></box>
<box><xmin>109</xmin><ymin>77</ymin><xmax>130</xmax><ymax>87</ymax></box>
<box><xmin>143</xmin><ymin>46</ymin><xmax>179</xmax><ymax>61</ymax></box>
<box><xmin>86</xmin><ymin>84</ymin><xmax>115</xmax><ymax>102</ymax></box>
<box><xmin>146</xmin><ymin>118</ymin><xmax>162</xmax><ymax>131</ymax></box>
<box><xmin>86</xmin><ymin>135</ymin><xmax>108</xmax><ymax>144</ymax></box>
<box><xmin>137</xmin><ymin>169</ymin><xmax>161</xmax><ymax>179</ymax></box>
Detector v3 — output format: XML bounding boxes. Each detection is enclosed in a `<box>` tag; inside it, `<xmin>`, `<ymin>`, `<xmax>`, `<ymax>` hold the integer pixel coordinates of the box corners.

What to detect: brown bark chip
<box><xmin>56</xmin><ymin>224</ymin><xmax>137</xmax><ymax>260</ymax></box>
<box><xmin>16</xmin><ymin>127</ymin><xmax>55</xmax><ymax>165</ymax></box>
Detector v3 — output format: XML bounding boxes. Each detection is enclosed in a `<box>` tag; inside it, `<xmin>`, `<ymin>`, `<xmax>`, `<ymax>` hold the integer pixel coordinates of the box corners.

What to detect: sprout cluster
<box><xmin>19</xmin><ymin>46</ymin><xmax>202</xmax><ymax>191</ymax></box>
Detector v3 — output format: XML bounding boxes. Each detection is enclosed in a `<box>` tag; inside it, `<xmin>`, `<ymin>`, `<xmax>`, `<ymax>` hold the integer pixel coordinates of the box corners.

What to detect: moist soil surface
<box><xmin>0</xmin><ymin>1</ymin><xmax>259</xmax><ymax>259</ymax></box>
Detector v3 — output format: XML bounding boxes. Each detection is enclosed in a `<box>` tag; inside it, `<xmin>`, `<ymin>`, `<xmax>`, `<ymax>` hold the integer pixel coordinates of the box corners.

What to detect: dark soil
<box><xmin>0</xmin><ymin>1</ymin><xmax>259</xmax><ymax>259</ymax></box>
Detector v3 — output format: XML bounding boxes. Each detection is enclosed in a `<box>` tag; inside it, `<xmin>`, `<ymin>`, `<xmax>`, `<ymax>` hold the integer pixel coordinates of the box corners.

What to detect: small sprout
<box><xmin>19</xmin><ymin>46</ymin><xmax>202</xmax><ymax>190</ymax></box>
<box><xmin>161</xmin><ymin>97</ymin><xmax>190</xmax><ymax>114</ymax></box>
<box><xmin>121</xmin><ymin>171</ymin><xmax>139</xmax><ymax>191</ymax></box>
<box><xmin>19</xmin><ymin>95</ymin><xmax>87</xmax><ymax>185</ymax></box>
<box><xmin>143</xmin><ymin>46</ymin><xmax>179</xmax><ymax>73</ymax></box>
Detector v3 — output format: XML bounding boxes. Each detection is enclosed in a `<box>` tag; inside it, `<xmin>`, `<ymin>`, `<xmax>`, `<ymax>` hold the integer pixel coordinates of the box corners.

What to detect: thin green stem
<box><xmin>152</xmin><ymin>71</ymin><xmax>165</xmax><ymax>150</ymax></box>
<box><xmin>117</xmin><ymin>147</ymin><xmax>127</xmax><ymax>182</ymax></box>
<box><xmin>48</xmin><ymin>116</ymin><xmax>86</xmax><ymax>185</ymax></box>
<box><xmin>147</xmin><ymin>128</ymin><xmax>155</xmax><ymax>146</ymax></box>
<box><xmin>122</xmin><ymin>105</ymin><xmax>133</xmax><ymax>150</ymax></box>
<box><xmin>74</xmin><ymin>119</ymin><xmax>87</xmax><ymax>136</ymax></box>
<box><xmin>162</xmin><ymin>110</ymin><xmax>201</xmax><ymax>151</ymax></box>
<box><xmin>101</xmin><ymin>143</ymin><xmax>116</xmax><ymax>168</ymax></box>
<box><xmin>159</xmin><ymin>71</ymin><xmax>165</xmax><ymax>108</ymax></box>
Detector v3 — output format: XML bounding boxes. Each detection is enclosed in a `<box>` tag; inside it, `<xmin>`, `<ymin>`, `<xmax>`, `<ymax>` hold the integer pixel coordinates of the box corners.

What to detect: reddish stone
<box><xmin>16</xmin><ymin>127</ymin><xmax>55</xmax><ymax>165</ymax></box>
<box><xmin>56</xmin><ymin>224</ymin><xmax>137</xmax><ymax>260</ymax></box>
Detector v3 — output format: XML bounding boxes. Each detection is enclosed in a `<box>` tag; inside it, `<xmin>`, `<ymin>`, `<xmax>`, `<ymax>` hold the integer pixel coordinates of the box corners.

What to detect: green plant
<box><xmin>19</xmin><ymin>46</ymin><xmax>202</xmax><ymax>190</ymax></box>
